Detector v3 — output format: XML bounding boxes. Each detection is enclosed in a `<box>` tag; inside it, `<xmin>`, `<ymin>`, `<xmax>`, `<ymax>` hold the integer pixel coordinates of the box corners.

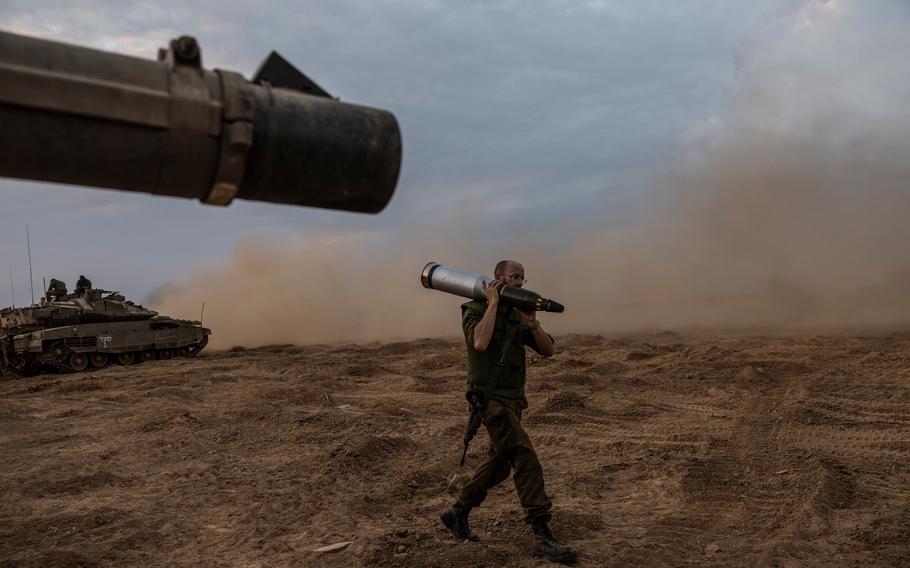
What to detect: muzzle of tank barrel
<box><xmin>0</xmin><ymin>31</ymin><xmax>401</xmax><ymax>213</ymax></box>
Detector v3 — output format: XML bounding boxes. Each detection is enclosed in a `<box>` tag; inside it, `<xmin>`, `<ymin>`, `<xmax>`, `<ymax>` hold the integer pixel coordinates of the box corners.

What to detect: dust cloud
<box><xmin>155</xmin><ymin>1</ymin><xmax>910</xmax><ymax>347</ymax></box>
<box><xmin>151</xmin><ymin>227</ymin><xmax>517</xmax><ymax>349</ymax></box>
<box><xmin>555</xmin><ymin>0</ymin><xmax>910</xmax><ymax>332</ymax></box>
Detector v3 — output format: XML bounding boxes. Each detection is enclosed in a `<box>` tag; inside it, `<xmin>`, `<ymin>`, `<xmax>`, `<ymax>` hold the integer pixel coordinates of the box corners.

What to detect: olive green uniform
<box><xmin>75</xmin><ymin>275</ymin><xmax>92</xmax><ymax>296</ymax></box>
<box><xmin>46</xmin><ymin>278</ymin><xmax>67</xmax><ymax>300</ymax></box>
<box><xmin>457</xmin><ymin>300</ymin><xmax>553</xmax><ymax>524</ymax></box>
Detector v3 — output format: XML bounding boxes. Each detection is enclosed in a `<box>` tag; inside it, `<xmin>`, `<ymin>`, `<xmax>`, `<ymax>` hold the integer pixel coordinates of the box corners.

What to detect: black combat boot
<box><xmin>531</xmin><ymin>520</ymin><xmax>578</xmax><ymax>564</ymax></box>
<box><xmin>440</xmin><ymin>502</ymin><xmax>480</xmax><ymax>542</ymax></box>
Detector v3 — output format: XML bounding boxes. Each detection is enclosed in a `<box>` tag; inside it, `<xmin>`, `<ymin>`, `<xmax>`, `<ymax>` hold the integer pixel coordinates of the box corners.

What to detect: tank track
<box><xmin>2</xmin><ymin>336</ymin><xmax>209</xmax><ymax>376</ymax></box>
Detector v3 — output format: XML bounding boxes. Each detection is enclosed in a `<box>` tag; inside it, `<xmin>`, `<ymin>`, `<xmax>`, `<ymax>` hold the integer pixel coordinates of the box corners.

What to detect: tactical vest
<box><xmin>463</xmin><ymin>301</ymin><xmax>528</xmax><ymax>401</ymax></box>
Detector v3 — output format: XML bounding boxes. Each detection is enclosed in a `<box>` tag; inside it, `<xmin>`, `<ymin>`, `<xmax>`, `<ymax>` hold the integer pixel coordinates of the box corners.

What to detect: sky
<box><xmin>2</xmin><ymin>1</ymin><xmax>909</xmax><ymax>346</ymax></box>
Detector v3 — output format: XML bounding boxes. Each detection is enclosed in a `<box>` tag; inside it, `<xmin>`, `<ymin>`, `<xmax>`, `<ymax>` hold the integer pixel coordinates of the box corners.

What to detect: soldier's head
<box><xmin>494</xmin><ymin>260</ymin><xmax>525</xmax><ymax>289</ymax></box>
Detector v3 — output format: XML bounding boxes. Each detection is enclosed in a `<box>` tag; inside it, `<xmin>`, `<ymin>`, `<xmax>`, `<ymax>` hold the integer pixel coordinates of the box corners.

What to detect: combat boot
<box><xmin>440</xmin><ymin>502</ymin><xmax>480</xmax><ymax>542</ymax></box>
<box><xmin>531</xmin><ymin>520</ymin><xmax>578</xmax><ymax>564</ymax></box>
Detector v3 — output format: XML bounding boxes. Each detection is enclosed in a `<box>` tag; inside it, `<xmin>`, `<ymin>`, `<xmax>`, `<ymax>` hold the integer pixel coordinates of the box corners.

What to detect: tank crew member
<box><xmin>46</xmin><ymin>278</ymin><xmax>68</xmax><ymax>301</ymax></box>
<box><xmin>75</xmin><ymin>275</ymin><xmax>92</xmax><ymax>296</ymax></box>
<box><xmin>440</xmin><ymin>260</ymin><xmax>577</xmax><ymax>564</ymax></box>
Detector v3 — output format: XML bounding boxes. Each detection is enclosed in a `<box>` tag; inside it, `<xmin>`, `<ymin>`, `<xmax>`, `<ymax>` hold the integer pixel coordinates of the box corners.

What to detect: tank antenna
<box><xmin>8</xmin><ymin>265</ymin><xmax>14</xmax><ymax>308</ymax></box>
<box><xmin>200</xmin><ymin>301</ymin><xmax>206</xmax><ymax>325</ymax></box>
<box><xmin>26</xmin><ymin>225</ymin><xmax>35</xmax><ymax>305</ymax></box>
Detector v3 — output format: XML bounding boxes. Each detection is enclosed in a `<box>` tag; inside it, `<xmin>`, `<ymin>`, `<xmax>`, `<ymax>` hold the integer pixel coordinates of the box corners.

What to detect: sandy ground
<box><xmin>2</xmin><ymin>331</ymin><xmax>909</xmax><ymax>567</ymax></box>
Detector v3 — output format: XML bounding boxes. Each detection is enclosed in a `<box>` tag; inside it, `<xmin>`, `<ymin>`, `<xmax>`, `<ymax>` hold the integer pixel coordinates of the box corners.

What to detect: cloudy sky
<box><xmin>2</xmin><ymin>1</ymin><xmax>908</xmax><ymax>345</ymax></box>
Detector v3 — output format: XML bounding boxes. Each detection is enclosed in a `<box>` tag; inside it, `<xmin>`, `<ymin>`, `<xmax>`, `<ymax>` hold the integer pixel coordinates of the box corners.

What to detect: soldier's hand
<box><xmin>482</xmin><ymin>278</ymin><xmax>504</xmax><ymax>304</ymax></box>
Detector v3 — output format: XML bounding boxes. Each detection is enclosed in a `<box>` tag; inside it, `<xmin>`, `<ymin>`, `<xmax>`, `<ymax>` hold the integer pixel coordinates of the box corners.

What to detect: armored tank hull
<box><xmin>1</xmin><ymin>285</ymin><xmax>211</xmax><ymax>375</ymax></box>
<box><xmin>2</xmin><ymin>318</ymin><xmax>210</xmax><ymax>374</ymax></box>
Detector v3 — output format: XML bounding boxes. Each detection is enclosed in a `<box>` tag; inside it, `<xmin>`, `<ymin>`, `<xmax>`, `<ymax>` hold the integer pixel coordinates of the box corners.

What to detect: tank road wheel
<box><xmin>139</xmin><ymin>351</ymin><xmax>155</xmax><ymax>363</ymax></box>
<box><xmin>47</xmin><ymin>341</ymin><xmax>68</xmax><ymax>366</ymax></box>
<box><xmin>177</xmin><ymin>346</ymin><xmax>190</xmax><ymax>357</ymax></box>
<box><xmin>158</xmin><ymin>349</ymin><xmax>174</xmax><ymax>360</ymax></box>
<box><xmin>116</xmin><ymin>353</ymin><xmax>135</xmax><ymax>366</ymax></box>
<box><xmin>89</xmin><ymin>353</ymin><xmax>108</xmax><ymax>368</ymax></box>
<box><xmin>68</xmin><ymin>352</ymin><xmax>89</xmax><ymax>372</ymax></box>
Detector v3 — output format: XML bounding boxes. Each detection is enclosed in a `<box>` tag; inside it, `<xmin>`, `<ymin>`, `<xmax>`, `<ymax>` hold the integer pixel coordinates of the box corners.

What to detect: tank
<box><xmin>0</xmin><ymin>280</ymin><xmax>211</xmax><ymax>375</ymax></box>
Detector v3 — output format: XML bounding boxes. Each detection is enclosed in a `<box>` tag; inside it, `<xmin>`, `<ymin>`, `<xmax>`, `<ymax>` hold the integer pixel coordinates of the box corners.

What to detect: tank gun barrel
<box><xmin>0</xmin><ymin>31</ymin><xmax>402</xmax><ymax>212</ymax></box>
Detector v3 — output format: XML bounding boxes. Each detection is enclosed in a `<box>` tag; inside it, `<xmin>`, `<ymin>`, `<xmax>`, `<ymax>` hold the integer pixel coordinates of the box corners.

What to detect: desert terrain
<box><xmin>1</xmin><ymin>331</ymin><xmax>909</xmax><ymax>567</ymax></box>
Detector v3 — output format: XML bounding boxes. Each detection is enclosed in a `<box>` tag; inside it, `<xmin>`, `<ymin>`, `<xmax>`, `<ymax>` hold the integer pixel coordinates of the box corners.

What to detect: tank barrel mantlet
<box><xmin>0</xmin><ymin>30</ymin><xmax>402</xmax><ymax>212</ymax></box>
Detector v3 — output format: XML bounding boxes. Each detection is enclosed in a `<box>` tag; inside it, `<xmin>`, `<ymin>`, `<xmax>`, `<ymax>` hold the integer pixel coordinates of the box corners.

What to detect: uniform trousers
<box><xmin>458</xmin><ymin>397</ymin><xmax>552</xmax><ymax>523</ymax></box>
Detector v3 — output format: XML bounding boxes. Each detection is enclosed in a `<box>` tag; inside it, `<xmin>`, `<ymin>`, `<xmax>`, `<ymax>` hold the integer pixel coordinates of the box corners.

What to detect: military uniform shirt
<box><xmin>461</xmin><ymin>300</ymin><xmax>553</xmax><ymax>404</ymax></box>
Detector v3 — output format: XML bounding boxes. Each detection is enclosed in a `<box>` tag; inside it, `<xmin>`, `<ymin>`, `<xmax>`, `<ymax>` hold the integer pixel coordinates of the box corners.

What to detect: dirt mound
<box><xmin>257</xmin><ymin>385</ymin><xmax>324</xmax><ymax>405</ymax></box>
<box><xmin>333</xmin><ymin>434</ymin><xmax>418</xmax><ymax>464</ymax></box>
<box><xmin>626</xmin><ymin>350</ymin><xmax>656</xmax><ymax>361</ymax></box>
<box><xmin>343</xmin><ymin>363</ymin><xmax>391</xmax><ymax>378</ymax></box>
<box><xmin>549</xmin><ymin>373</ymin><xmax>596</xmax><ymax>386</ymax></box>
<box><xmin>22</xmin><ymin>472</ymin><xmax>132</xmax><ymax>497</ymax></box>
<box><xmin>540</xmin><ymin>390</ymin><xmax>587</xmax><ymax>412</ymax></box>
<box><xmin>559</xmin><ymin>357</ymin><xmax>594</xmax><ymax>368</ymax></box>
<box><xmin>415</xmin><ymin>352</ymin><xmax>462</xmax><ymax>371</ymax></box>
<box><xmin>588</xmin><ymin>360</ymin><xmax>629</xmax><ymax>376</ymax></box>
<box><xmin>2</xmin><ymin>333</ymin><xmax>908</xmax><ymax>567</ymax></box>
<box><xmin>408</xmin><ymin>374</ymin><xmax>460</xmax><ymax>394</ymax></box>
<box><xmin>733</xmin><ymin>365</ymin><xmax>775</xmax><ymax>383</ymax></box>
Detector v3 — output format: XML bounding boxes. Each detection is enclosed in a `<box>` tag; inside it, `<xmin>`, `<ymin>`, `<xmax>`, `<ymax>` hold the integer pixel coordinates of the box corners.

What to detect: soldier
<box><xmin>75</xmin><ymin>275</ymin><xmax>92</xmax><ymax>296</ymax></box>
<box><xmin>46</xmin><ymin>278</ymin><xmax>68</xmax><ymax>301</ymax></box>
<box><xmin>440</xmin><ymin>260</ymin><xmax>578</xmax><ymax>564</ymax></box>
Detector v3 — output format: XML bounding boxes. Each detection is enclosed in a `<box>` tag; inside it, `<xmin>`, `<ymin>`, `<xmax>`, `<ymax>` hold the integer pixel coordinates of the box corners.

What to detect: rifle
<box><xmin>460</xmin><ymin>313</ymin><xmax>521</xmax><ymax>466</ymax></box>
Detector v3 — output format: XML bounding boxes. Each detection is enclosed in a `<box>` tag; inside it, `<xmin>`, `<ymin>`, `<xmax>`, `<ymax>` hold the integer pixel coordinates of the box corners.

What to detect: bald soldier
<box><xmin>441</xmin><ymin>260</ymin><xmax>577</xmax><ymax>564</ymax></box>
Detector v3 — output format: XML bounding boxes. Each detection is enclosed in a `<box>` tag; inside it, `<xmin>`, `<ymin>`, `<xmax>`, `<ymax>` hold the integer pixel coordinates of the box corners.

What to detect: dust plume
<box><xmin>555</xmin><ymin>0</ymin><xmax>910</xmax><ymax>332</ymax></box>
<box><xmin>155</xmin><ymin>0</ymin><xmax>910</xmax><ymax>347</ymax></box>
<box><xmin>150</xmin><ymin>224</ymin><xmax>530</xmax><ymax>349</ymax></box>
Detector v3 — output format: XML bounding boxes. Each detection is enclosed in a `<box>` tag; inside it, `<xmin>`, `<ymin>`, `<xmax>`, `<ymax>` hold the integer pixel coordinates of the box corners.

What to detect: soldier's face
<box><xmin>499</xmin><ymin>262</ymin><xmax>525</xmax><ymax>289</ymax></box>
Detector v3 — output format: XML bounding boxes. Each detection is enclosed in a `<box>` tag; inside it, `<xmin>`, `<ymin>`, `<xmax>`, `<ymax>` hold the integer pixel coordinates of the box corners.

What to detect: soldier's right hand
<box><xmin>482</xmin><ymin>278</ymin><xmax>504</xmax><ymax>304</ymax></box>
